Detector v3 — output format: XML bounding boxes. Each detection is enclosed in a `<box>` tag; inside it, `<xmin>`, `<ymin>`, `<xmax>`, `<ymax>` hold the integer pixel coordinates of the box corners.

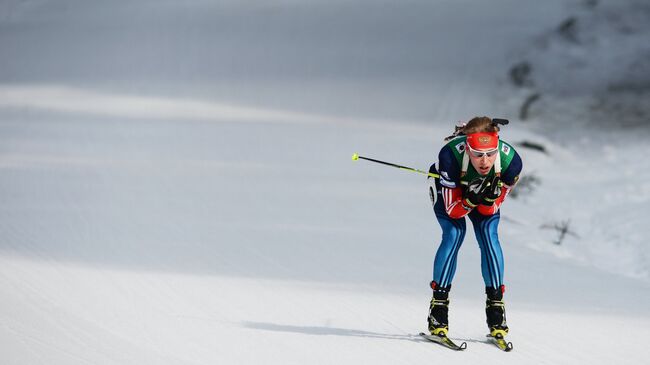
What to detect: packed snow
<box><xmin>1</xmin><ymin>0</ymin><xmax>649</xmax><ymax>364</ymax></box>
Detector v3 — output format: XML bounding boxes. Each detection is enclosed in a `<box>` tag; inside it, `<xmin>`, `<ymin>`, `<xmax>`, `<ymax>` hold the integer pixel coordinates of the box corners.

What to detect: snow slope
<box><xmin>1</xmin><ymin>1</ymin><xmax>649</xmax><ymax>364</ymax></box>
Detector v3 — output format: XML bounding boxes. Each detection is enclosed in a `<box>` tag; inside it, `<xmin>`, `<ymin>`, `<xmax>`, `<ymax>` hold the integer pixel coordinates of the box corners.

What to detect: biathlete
<box><xmin>426</xmin><ymin>116</ymin><xmax>523</xmax><ymax>340</ymax></box>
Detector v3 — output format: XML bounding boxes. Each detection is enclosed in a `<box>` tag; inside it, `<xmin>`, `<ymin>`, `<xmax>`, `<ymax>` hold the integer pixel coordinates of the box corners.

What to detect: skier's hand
<box><xmin>481</xmin><ymin>175</ymin><xmax>502</xmax><ymax>206</ymax></box>
<box><xmin>463</xmin><ymin>177</ymin><xmax>490</xmax><ymax>208</ymax></box>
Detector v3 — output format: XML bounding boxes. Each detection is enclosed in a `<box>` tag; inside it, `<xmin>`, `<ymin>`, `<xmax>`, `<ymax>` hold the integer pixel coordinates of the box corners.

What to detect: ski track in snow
<box><xmin>1</xmin><ymin>256</ymin><xmax>649</xmax><ymax>364</ymax></box>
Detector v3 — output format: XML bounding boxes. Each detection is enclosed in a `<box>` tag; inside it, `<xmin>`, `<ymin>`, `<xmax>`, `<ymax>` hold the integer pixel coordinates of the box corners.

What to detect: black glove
<box><xmin>463</xmin><ymin>177</ymin><xmax>491</xmax><ymax>208</ymax></box>
<box><xmin>481</xmin><ymin>175</ymin><xmax>502</xmax><ymax>206</ymax></box>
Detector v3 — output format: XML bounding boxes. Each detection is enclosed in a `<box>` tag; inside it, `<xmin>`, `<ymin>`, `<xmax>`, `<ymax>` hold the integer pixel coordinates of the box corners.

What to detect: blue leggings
<box><xmin>431</xmin><ymin>188</ymin><xmax>505</xmax><ymax>290</ymax></box>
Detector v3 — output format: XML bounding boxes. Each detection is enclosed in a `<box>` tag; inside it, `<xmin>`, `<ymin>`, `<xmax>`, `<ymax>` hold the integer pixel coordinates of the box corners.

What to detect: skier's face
<box><xmin>467</xmin><ymin>144</ymin><xmax>498</xmax><ymax>175</ymax></box>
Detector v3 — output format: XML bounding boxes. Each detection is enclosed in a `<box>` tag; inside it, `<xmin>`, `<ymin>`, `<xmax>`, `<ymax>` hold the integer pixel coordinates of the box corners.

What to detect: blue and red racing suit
<box><xmin>428</xmin><ymin>136</ymin><xmax>522</xmax><ymax>291</ymax></box>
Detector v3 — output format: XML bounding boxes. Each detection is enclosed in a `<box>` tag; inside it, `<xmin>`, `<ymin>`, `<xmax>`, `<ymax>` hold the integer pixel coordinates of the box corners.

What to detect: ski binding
<box><xmin>486</xmin><ymin>333</ymin><xmax>513</xmax><ymax>352</ymax></box>
<box><xmin>419</xmin><ymin>332</ymin><xmax>467</xmax><ymax>351</ymax></box>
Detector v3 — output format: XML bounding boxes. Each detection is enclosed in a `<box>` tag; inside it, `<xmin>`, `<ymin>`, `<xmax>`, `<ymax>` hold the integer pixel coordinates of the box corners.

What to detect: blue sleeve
<box><xmin>501</xmin><ymin>151</ymin><xmax>522</xmax><ymax>186</ymax></box>
<box><xmin>433</xmin><ymin>145</ymin><xmax>460</xmax><ymax>188</ymax></box>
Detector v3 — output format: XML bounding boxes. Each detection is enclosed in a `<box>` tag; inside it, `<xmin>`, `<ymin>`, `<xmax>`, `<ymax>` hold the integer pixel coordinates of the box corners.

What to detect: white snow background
<box><xmin>1</xmin><ymin>0</ymin><xmax>649</xmax><ymax>364</ymax></box>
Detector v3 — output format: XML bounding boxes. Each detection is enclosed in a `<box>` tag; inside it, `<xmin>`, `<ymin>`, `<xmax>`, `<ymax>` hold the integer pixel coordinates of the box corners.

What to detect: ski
<box><xmin>419</xmin><ymin>332</ymin><xmax>467</xmax><ymax>351</ymax></box>
<box><xmin>486</xmin><ymin>333</ymin><xmax>513</xmax><ymax>352</ymax></box>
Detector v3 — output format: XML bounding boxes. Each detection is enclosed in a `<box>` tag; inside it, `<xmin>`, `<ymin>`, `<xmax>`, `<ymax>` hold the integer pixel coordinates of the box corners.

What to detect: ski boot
<box><xmin>427</xmin><ymin>282</ymin><xmax>451</xmax><ymax>336</ymax></box>
<box><xmin>485</xmin><ymin>286</ymin><xmax>509</xmax><ymax>338</ymax></box>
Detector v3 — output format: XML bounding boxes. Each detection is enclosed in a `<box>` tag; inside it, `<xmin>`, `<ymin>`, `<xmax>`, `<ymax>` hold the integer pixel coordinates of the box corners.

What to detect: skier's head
<box><xmin>444</xmin><ymin>116</ymin><xmax>502</xmax><ymax>142</ymax></box>
<box><xmin>443</xmin><ymin>116</ymin><xmax>507</xmax><ymax>175</ymax></box>
<box><xmin>464</xmin><ymin>117</ymin><xmax>500</xmax><ymax>176</ymax></box>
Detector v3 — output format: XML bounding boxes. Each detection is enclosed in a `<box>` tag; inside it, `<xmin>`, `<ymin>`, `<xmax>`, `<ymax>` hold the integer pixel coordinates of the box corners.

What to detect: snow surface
<box><xmin>1</xmin><ymin>0</ymin><xmax>649</xmax><ymax>364</ymax></box>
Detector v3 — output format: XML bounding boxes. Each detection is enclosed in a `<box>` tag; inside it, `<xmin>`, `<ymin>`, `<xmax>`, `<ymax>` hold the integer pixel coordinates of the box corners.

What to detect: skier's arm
<box><xmin>476</xmin><ymin>185</ymin><xmax>511</xmax><ymax>215</ymax></box>
<box><xmin>437</xmin><ymin>145</ymin><xmax>473</xmax><ymax>218</ymax></box>
<box><xmin>442</xmin><ymin>186</ymin><xmax>474</xmax><ymax>218</ymax></box>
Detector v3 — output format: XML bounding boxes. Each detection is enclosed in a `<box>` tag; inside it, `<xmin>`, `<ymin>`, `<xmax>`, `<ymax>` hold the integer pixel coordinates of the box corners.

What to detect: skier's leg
<box><xmin>470</xmin><ymin>211</ymin><xmax>509</xmax><ymax>335</ymax></box>
<box><xmin>427</xmin><ymin>215</ymin><xmax>465</xmax><ymax>335</ymax></box>
<box><xmin>428</xmin><ymin>192</ymin><xmax>466</xmax><ymax>335</ymax></box>
<box><xmin>432</xmin><ymin>215</ymin><xmax>466</xmax><ymax>288</ymax></box>
<box><xmin>430</xmin><ymin>177</ymin><xmax>467</xmax><ymax>288</ymax></box>
<box><xmin>469</xmin><ymin>211</ymin><xmax>504</xmax><ymax>290</ymax></box>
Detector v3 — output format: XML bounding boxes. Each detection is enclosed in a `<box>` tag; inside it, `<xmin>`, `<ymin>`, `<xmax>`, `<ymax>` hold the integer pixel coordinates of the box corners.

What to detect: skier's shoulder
<box><xmin>498</xmin><ymin>139</ymin><xmax>522</xmax><ymax>186</ymax></box>
<box><xmin>498</xmin><ymin>139</ymin><xmax>518</xmax><ymax>158</ymax></box>
<box><xmin>436</xmin><ymin>138</ymin><xmax>464</xmax><ymax>188</ymax></box>
<box><xmin>443</xmin><ymin>136</ymin><xmax>468</xmax><ymax>158</ymax></box>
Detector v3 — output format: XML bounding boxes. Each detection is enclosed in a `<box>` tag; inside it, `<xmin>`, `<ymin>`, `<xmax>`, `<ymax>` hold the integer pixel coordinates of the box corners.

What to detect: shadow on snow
<box><xmin>241</xmin><ymin>321</ymin><xmax>424</xmax><ymax>343</ymax></box>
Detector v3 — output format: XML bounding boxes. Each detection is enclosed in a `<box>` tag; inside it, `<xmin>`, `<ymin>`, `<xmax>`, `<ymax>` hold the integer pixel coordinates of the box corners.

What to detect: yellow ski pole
<box><xmin>351</xmin><ymin>153</ymin><xmax>440</xmax><ymax>179</ymax></box>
